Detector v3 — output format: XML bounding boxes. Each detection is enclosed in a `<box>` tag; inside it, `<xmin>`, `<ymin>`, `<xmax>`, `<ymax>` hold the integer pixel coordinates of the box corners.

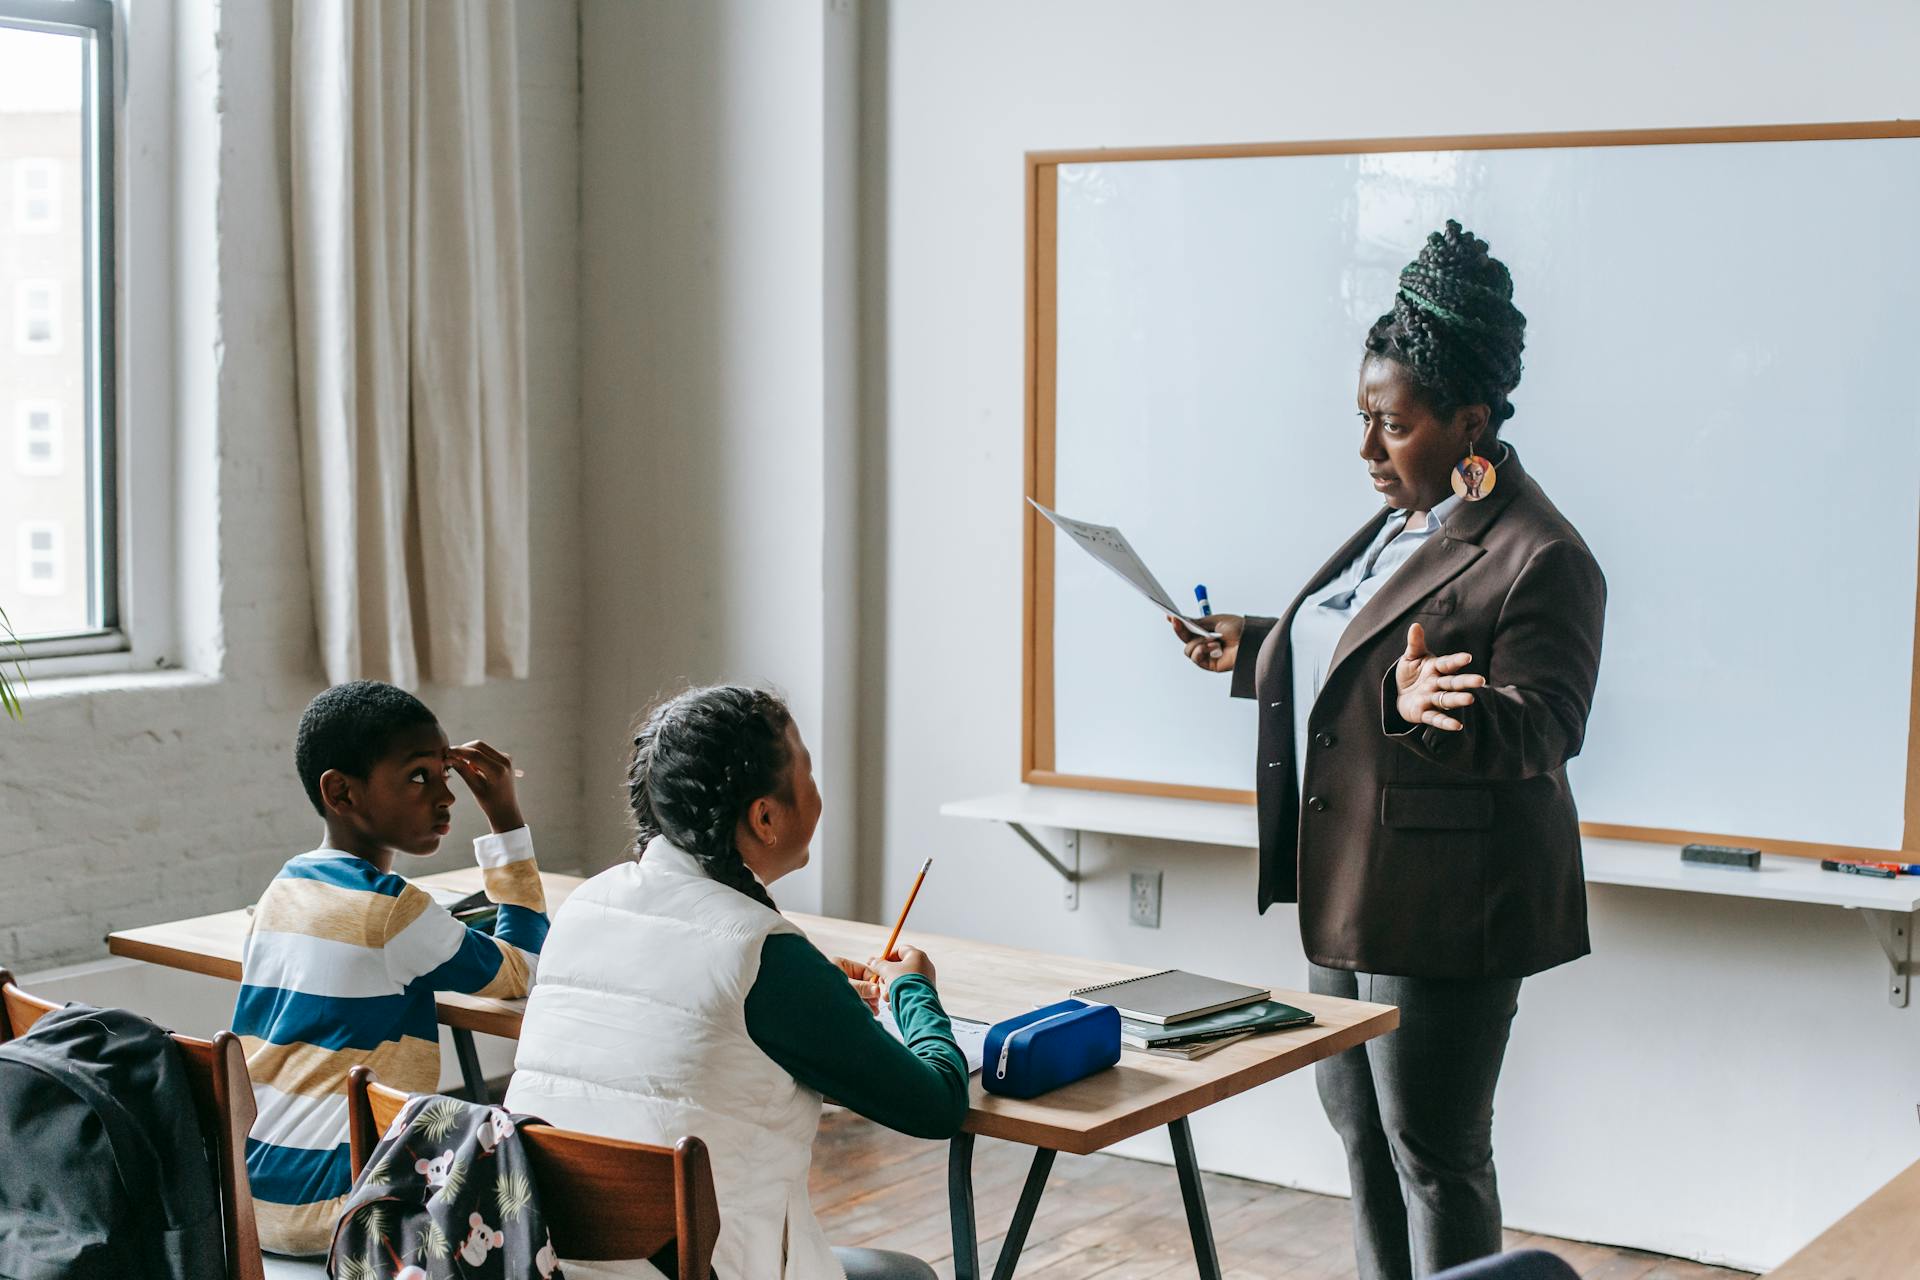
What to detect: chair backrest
<box><xmin>347</xmin><ymin>1066</ymin><xmax>721</xmax><ymax>1278</ymax></box>
<box><xmin>0</xmin><ymin>969</ymin><xmax>265</xmax><ymax>1280</ymax></box>
<box><xmin>0</xmin><ymin>970</ymin><xmax>57</xmax><ymax>1039</ymax></box>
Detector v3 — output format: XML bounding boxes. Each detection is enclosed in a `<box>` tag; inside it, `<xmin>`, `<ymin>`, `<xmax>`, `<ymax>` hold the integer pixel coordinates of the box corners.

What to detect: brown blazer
<box><xmin>1232</xmin><ymin>448</ymin><xmax>1605</xmax><ymax>979</ymax></box>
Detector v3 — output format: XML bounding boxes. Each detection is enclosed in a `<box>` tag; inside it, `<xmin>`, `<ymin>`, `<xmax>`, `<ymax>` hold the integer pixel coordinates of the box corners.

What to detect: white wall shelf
<box><xmin>942</xmin><ymin>787</ymin><xmax>1920</xmax><ymax>1005</ymax></box>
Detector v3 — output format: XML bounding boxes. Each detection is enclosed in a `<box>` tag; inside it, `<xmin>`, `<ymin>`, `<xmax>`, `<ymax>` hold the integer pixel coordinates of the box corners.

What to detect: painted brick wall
<box><xmin>0</xmin><ymin>0</ymin><xmax>587</xmax><ymax>972</ymax></box>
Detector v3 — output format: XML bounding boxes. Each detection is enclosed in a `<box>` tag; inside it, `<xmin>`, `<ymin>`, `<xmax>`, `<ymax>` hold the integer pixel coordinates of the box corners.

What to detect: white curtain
<box><xmin>291</xmin><ymin>0</ymin><xmax>529</xmax><ymax>688</ymax></box>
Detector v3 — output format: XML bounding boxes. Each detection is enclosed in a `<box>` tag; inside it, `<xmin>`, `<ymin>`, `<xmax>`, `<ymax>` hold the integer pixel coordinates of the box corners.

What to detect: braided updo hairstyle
<box><xmin>1364</xmin><ymin>219</ymin><xmax>1527</xmax><ymax>429</ymax></box>
<box><xmin>629</xmin><ymin>685</ymin><xmax>795</xmax><ymax>911</ymax></box>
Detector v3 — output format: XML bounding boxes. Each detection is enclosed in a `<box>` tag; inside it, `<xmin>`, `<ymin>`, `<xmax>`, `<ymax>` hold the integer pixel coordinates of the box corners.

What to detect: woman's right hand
<box><xmin>1168</xmin><ymin>613</ymin><xmax>1243</xmax><ymax>674</ymax></box>
<box><xmin>869</xmin><ymin>946</ymin><xmax>937</xmax><ymax>990</ymax></box>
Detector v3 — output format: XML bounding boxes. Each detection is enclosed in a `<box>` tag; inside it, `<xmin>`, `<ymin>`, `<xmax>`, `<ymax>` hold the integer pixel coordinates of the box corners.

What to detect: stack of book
<box><xmin>1120</xmin><ymin>1001</ymin><xmax>1316</xmax><ymax>1058</ymax></box>
<box><xmin>1070</xmin><ymin>969</ymin><xmax>1315</xmax><ymax>1060</ymax></box>
<box><xmin>431</xmin><ymin>886</ymin><xmax>500</xmax><ymax>934</ymax></box>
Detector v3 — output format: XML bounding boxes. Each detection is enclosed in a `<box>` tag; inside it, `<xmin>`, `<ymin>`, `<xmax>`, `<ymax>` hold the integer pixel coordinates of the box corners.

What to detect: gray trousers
<box><xmin>834</xmin><ymin>1246</ymin><xmax>938</xmax><ymax>1280</ymax></box>
<box><xmin>1309</xmin><ymin>964</ymin><xmax>1523</xmax><ymax>1280</ymax></box>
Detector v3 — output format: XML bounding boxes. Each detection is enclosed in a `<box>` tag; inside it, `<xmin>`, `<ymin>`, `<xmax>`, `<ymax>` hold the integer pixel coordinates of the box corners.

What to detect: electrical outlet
<box><xmin>1129</xmin><ymin>870</ymin><xmax>1162</xmax><ymax>928</ymax></box>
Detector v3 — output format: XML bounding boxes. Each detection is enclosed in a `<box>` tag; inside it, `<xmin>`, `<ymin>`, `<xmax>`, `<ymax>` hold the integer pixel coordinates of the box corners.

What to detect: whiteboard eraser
<box><xmin>1680</xmin><ymin>843</ymin><xmax>1761</xmax><ymax>870</ymax></box>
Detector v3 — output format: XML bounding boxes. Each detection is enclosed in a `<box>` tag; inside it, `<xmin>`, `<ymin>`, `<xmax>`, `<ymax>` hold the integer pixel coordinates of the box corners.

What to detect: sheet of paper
<box><xmin>1029</xmin><ymin>499</ymin><xmax>1219</xmax><ymax>639</ymax></box>
<box><xmin>880</xmin><ymin>1006</ymin><xmax>988</xmax><ymax>1075</ymax></box>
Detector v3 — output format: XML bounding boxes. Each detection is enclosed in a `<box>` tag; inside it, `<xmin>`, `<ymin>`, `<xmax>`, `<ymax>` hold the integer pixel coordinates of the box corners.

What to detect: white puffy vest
<box><xmin>504</xmin><ymin>838</ymin><xmax>842</xmax><ymax>1280</ymax></box>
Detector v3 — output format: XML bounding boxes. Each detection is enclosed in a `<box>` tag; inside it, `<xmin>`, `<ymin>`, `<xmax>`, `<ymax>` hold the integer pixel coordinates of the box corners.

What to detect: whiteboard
<box><xmin>1033</xmin><ymin>128</ymin><xmax>1920</xmax><ymax>855</ymax></box>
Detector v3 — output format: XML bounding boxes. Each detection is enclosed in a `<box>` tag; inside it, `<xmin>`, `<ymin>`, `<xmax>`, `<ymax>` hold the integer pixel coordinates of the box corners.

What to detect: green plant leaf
<box><xmin>495</xmin><ymin>1167</ymin><xmax>533</xmax><ymax>1222</ymax></box>
<box><xmin>362</xmin><ymin>1204</ymin><xmax>394</xmax><ymax>1248</ymax></box>
<box><xmin>419</xmin><ymin>1097</ymin><xmax>463</xmax><ymax>1143</ymax></box>
<box><xmin>0</xmin><ymin>605</ymin><xmax>23</xmax><ymax>722</ymax></box>
<box><xmin>421</xmin><ymin>1217</ymin><xmax>451</xmax><ymax>1259</ymax></box>
<box><xmin>368</xmin><ymin>1146</ymin><xmax>401</xmax><ymax>1187</ymax></box>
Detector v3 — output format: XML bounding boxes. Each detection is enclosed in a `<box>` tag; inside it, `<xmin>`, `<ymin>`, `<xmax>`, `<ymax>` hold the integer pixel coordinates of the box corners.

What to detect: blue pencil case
<box><xmin>982</xmin><ymin>999</ymin><xmax>1121</xmax><ymax>1099</ymax></box>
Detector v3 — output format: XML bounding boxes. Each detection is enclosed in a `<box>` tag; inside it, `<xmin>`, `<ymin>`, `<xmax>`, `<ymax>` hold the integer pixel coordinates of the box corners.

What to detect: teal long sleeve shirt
<box><xmin>742</xmin><ymin>933</ymin><xmax>971</xmax><ymax>1140</ymax></box>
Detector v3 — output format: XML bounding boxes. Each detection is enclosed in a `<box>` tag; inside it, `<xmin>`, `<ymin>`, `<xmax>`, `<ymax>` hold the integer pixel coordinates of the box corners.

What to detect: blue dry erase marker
<box><xmin>1194</xmin><ymin>584</ymin><xmax>1212</xmax><ymax>617</ymax></box>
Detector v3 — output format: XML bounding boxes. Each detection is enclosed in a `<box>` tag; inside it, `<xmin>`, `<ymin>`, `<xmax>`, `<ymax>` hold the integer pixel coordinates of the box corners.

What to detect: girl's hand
<box><xmin>1168</xmin><ymin>613</ymin><xmax>1242</xmax><ymax>673</ymax></box>
<box><xmin>832</xmin><ymin>957</ymin><xmax>883</xmax><ymax>1013</ymax></box>
<box><xmin>868</xmin><ymin>946</ymin><xmax>938</xmax><ymax>991</ymax></box>
<box><xmin>1393</xmin><ymin>623</ymin><xmax>1487</xmax><ymax>732</ymax></box>
<box><xmin>449</xmin><ymin>740</ymin><xmax>526</xmax><ymax>833</ymax></box>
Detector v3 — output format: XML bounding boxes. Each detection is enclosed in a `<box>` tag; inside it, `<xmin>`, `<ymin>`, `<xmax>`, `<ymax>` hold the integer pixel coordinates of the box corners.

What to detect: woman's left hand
<box><xmin>1394</xmin><ymin>622</ymin><xmax>1487</xmax><ymax>732</ymax></box>
<box><xmin>832</xmin><ymin>957</ymin><xmax>883</xmax><ymax>1014</ymax></box>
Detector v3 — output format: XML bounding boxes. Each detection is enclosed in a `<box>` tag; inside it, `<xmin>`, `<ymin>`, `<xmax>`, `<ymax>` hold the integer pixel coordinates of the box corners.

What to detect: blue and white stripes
<box><xmin>235</xmin><ymin>829</ymin><xmax>547</xmax><ymax>1255</ymax></box>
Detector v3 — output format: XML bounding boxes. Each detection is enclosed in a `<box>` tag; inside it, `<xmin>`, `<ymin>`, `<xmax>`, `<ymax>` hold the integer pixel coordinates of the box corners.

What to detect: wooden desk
<box><xmin>1768</xmin><ymin>1158</ymin><xmax>1920</xmax><ymax>1279</ymax></box>
<box><xmin>108</xmin><ymin>867</ymin><xmax>585</xmax><ymax>1093</ymax></box>
<box><xmin>797</xmin><ymin>913</ymin><xmax>1397</xmax><ymax>1280</ymax></box>
<box><xmin>110</xmin><ymin>867</ymin><xmax>1399</xmax><ymax>1279</ymax></box>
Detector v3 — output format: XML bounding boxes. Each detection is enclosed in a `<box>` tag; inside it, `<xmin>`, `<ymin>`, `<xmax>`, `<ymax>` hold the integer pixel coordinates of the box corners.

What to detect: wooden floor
<box><xmin>809</xmin><ymin>1109</ymin><xmax>1756</xmax><ymax>1280</ymax></box>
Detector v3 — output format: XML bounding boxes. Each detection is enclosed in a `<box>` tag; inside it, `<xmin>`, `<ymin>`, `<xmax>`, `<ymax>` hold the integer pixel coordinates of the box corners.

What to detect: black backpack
<box><xmin>0</xmin><ymin>1003</ymin><xmax>225</xmax><ymax>1280</ymax></box>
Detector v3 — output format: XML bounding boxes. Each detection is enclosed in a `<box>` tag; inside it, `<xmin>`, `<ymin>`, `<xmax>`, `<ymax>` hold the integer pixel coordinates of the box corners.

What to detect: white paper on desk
<box><xmin>1028</xmin><ymin>499</ymin><xmax>1220</xmax><ymax>640</ymax></box>
<box><xmin>879</xmin><ymin>1006</ymin><xmax>988</xmax><ymax>1075</ymax></box>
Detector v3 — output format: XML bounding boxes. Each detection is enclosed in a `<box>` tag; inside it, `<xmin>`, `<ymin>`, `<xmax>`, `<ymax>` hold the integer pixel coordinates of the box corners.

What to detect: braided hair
<box><xmin>1364</xmin><ymin>219</ymin><xmax>1527</xmax><ymax>430</ymax></box>
<box><xmin>629</xmin><ymin>685</ymin><xmax>794</xmax><ymax>911</ymax></box>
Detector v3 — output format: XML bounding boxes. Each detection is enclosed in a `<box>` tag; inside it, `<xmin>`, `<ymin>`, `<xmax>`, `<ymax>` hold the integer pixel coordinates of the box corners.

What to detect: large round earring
<box><xmin>1451</xmin><ymin>441</ymin><xmax>1497</xmax><ymax>502</ymax></box>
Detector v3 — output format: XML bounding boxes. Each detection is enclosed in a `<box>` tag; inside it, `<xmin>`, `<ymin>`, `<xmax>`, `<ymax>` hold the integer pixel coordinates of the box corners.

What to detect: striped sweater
<box><xmin>234</xmin><ymin>827</ymin><xmax>548</xmax><ymax>1256</ymax></box>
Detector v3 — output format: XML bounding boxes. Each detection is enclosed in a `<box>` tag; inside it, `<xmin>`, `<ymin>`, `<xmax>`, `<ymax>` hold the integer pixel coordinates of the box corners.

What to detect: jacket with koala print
<box><xmin>329</xmin><ymin>1093</ymin><xmax>562</xmax><ymax>1280</ymax></box>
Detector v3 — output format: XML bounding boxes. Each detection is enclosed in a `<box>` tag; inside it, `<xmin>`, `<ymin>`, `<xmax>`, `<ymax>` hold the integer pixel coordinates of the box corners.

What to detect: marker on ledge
<box><xmin>1830</xmin><ymin>859</ymin><xmax>1920</xmax><ymax>876</ymax></box>
<box><xmin>1821</xmin><ymin>859</ymin><xmax>1898</xmax><ymax>880</ymax></box>
<box><xmin>1194</xmin><ymin>584</ymin><xmax>1212</xmax><ymax>617</ymax></box>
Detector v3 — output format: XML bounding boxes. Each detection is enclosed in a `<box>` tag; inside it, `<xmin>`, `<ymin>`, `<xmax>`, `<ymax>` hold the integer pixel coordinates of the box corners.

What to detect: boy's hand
<box><xmin>449</xmin><ymin>740</ymin><xmax>526</xmax><ymax>834</ymax></box>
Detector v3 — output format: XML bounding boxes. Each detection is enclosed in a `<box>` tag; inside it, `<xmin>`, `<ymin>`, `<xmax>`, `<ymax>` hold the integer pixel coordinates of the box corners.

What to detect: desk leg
<box><xmin>991</xmin><ymin>1147</ymin><xmax>1056</xmax><ymax>1280</ymax></box>
<box><xmin>949</xmin><ymin>1133</ymin><xmax>980</xmax><ymax>1280</ymax></box>
<box><xmin>1169</xmin><ymin>1117</ymin><xmax>1222</xmax><ymax>1280</ymax></box>
<box><xmin>451</xmin><ymin>1028</ymin><xmax>488</xmax><ymax>1102</ymax></box>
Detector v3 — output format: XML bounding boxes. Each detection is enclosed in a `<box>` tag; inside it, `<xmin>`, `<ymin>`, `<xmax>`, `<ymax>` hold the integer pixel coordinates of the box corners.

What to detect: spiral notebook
<box><xmin>1070</xmin><ymin>969</ymin><xmax>1270</xmax><ymax>1025</ymax></box>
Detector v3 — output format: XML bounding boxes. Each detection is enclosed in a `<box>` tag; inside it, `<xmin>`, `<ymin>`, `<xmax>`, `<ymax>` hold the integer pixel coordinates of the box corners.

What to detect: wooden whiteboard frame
<box><xmin>1021</xmin><ymin>120</ymin><xmax>1920</xmax><ymax>860</ymax></box>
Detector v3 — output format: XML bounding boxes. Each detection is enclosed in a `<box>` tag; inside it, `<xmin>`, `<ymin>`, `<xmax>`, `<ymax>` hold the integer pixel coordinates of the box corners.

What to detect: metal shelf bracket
<box><xmin>1005</xmin><ymin>822</ymin><xmax>1081</xmax><ymax>911</ymax></box>
<box><xmin>1861</xmin><ymin>909</ymin><xmax>1914</xmax><ymax>1007</ymax></box>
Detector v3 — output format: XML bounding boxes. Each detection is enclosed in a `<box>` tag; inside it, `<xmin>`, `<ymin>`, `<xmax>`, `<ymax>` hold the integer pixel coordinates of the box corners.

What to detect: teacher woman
<box><xmin>1170</xmin><ymin>221</ymin><xmax>1605</xmax><ymax>1280</ymax></box>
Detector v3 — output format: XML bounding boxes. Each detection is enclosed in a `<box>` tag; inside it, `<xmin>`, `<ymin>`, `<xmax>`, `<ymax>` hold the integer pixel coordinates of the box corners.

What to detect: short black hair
<box><xmin>1364</xmin><ymin>219</ymin><xmax>1527</xmax><ymax>428</ymax></box>
<box><xmin>295</xmin><ymin>681</ymin><xmax>440</xmax><ymax>816</ymax></box>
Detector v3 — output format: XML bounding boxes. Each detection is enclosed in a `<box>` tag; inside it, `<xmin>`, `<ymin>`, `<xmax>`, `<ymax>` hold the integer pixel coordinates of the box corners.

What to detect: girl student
<box><xmin>506</xmin><ymin>685</ymin><xmax>968</xmax><ymax>1280</ymax></box>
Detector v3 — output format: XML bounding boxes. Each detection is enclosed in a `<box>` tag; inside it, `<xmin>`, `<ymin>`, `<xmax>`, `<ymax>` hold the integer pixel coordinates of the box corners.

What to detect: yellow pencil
<box><xmin>880</xmin><ymin>857</ymin><xmax>933</xmax><ymax>962</ymax></box>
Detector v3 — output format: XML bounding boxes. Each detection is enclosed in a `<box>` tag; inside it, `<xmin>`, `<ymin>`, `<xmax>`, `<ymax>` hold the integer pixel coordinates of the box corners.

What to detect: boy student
<box><xmin>235</xmin><ymin>680</ymin><xmax>549</xmax><ymax>1256</ymax></box>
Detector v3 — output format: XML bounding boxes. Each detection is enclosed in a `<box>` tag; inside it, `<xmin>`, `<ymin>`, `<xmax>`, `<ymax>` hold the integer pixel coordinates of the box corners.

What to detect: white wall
<box><xmin>869</xmin><ymin>1</ymin><xmax>1920</xmax><ymax>1270</ymax></box>
<box><xmin>0</xmin><ymin>0</ymin><xmax>585</xmax><ymax>971</ymax></box>
<box><xmin>576</xmin><ymin>0</ymin><xmax>864</xmax><ymax>913</ymax></box>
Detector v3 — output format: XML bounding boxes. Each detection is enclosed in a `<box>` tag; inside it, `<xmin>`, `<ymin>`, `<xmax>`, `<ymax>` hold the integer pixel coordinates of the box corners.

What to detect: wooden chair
<box><xmin>347</xmin><ymin>1065</ymin><xmax>721</xmax><ymax>1278</ymax></box>
<box><xmin>0</xmin><ymin>968</ymin><xmax>266</xmax><ymax>1280</ymax></box>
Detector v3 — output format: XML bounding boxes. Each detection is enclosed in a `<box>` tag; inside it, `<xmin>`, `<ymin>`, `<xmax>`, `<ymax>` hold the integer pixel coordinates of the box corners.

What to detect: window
<box><xmin>14</xmin><ymin>279</ymin><xmax>59</xmax><ymax>352</ymax></box>
<box><xmin>17</xmin><ymin>523</ymin><xmax>63</xmax><ymax>596</ymax></box>
<box><xmin>0</xmin><ymin>1</ymin><xmax>121</xmax><ymax>662</ymax></box>
<box><xmin>12</xmin><ymin>157</ymin><xmax>56</xmax><ymax>231</ymax></box>
<box><xmin>14</xmin><ymin>400</ymin><xmax>61</xmax><ymax>474</ymax></box>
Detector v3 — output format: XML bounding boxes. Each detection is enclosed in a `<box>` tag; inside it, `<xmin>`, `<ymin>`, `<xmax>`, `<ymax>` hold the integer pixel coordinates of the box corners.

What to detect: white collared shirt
<box><xmin>1287</xmin><ymin>494</ymin><xmax>1464</xmax><ymax>791</ymax></box>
